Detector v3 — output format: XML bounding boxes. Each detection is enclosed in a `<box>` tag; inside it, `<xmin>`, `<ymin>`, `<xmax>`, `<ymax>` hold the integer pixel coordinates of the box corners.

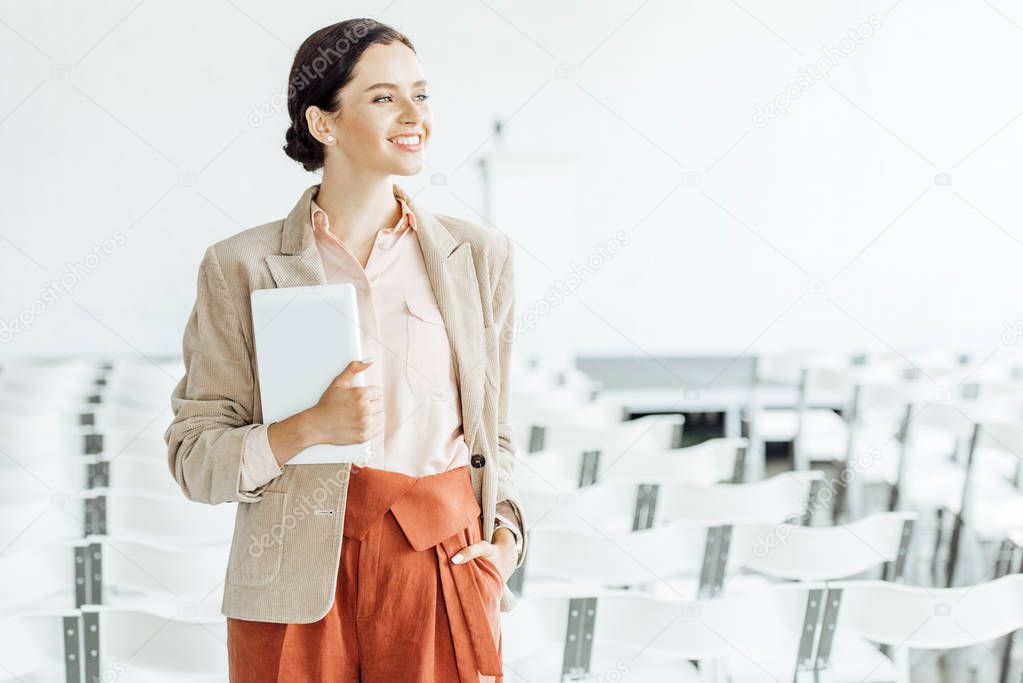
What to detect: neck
<box><xmin>314</xmin><ymin>165</ymin><xmax>403</xmax><ymax>246</ymax></box>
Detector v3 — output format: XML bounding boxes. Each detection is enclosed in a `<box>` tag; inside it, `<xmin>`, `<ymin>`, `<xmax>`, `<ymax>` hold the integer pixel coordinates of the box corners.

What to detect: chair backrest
<box><xmin>82</xmin><ymin>605</ymin><xmax>227</xmax><ymax>678</ymax></box>
<box><xmin>0</xmin><ymin>500</ymin><xmax>82</xmax><ymax>552</ymax></box>
<box><xmin>516</xmin><ymin>447</ymin><xmax>590</xmax><ymax>492</ymax></box>
<box><xmin>904</xmin><ymin>400</ymin><xmax>976</xmax><ymax>444</ymax></box>
<box><xmin>0</xmin><ymin>610</ymin><xmax>81</xmax><ymax>681</ymax></box>
<box><xmin>519</xmin><ymin>437</ymin><xmax>751</xmax><ymax>493</ymax></box>
<box><xmin>972</xmin><ymin>419</ymin><xmax>1023</xmax><ymax>490</ymax></box>
<box><xmin>104</xmin><ymin>455</ymin><xmax>184</xmax><ymax>498</ymax></box>
<box><xmin>755</xmin><ymin>350</ymin><xmax>849</xmax><ymax>385</ymax></box>
<box><xmin>502</xmin><ymin>584</ymin><xmax>827</xmax><ymax>682</ymax></box>
<box><xmin>850</xmin><ymin>381</ymin><xmax>909</xmax><ymax>425</ymax></box>
<box><xmin>99</xmin><ymin>491</ymin><xmax>236</xmax><ymax>544</ymax></box>
<box><xmin>656</xmin><ymin>470</ymin><xmax>824</xmax><ymax>525</ymax></box>
<box><xmin>820</xmin><ymin>574</ymin><xmax>1023</xmax><ymax>654</ymax></box>
<box><xmin>100</xmin><ymin>537</ymin><xmax>230</xmax><ymax>601</ymax></box>
<box><xmin>728</xmin><ymin>511</ymin><xmax>918</xmax><ymax>582</ymax></box>
<box><xmin>87</xmin><ymin>432</ymin><xmax>166</xmax><ymax>458</ymax></box>
<box><xmin>522</xmin><ymin>522</ymin><xmax>712</xmax><ymax>589</ymax></box>
<box><xmin>0</xmin><ymin>542</ymin><xmax>78</xmax><ymax>611</ymax></box>
<box><xmin>597</xmin><ymin>436</ymin><xmax>744</xmax><ymax>486</ymax></box>
<box><xmin>0</xmin><ymin>459</ymin><xmax>87</xmax><ymax>502</ymax></box>
<box><xmin>516</xmin><ymin>413</ymin><xmax>684</xmax><ymax>456</ymax></box>
<box><xmin>520</xmin><ymin>471</ymin><xmax>824</xmax><ymax>534</ymax></box>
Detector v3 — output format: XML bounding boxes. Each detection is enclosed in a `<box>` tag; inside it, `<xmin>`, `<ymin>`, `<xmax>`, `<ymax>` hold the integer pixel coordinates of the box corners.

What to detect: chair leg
<box><xmin>930</xmin><ymin>508</ymin><xmax>944</xmax><ymax>585</ymax></box>
<box><xmin>945</xmin><ymin>510</ymin><xmax>964</xmax><ymax>588</ymax></box>
<box><xmin>831</xmin><ymin>466</ymin><xmax>847</xmax><ymax>525</ymax></box>
<box><xmin>886</xmin><ymin>481</ymin><xmax>900</xmax><ymax>512</ymax></box>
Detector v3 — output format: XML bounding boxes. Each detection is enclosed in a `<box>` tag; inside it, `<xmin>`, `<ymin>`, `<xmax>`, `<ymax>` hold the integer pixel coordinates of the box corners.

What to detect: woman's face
<box><xmin>331</xmin><ymin>41</ymin><xmax>432</xmax><ymax>177</ymax></box>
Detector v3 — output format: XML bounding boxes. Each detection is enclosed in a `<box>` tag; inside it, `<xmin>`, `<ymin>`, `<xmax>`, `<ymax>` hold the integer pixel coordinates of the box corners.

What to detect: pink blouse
<box><xmin>238</xmin><ymin>187</ymin><xmax>520</xmax><ymax>547</ymax></box>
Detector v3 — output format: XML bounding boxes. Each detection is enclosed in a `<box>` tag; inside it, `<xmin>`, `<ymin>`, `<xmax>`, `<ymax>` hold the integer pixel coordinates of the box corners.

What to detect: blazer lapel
<box><xmin>265</xmin><ymin>184</ymin><xmax>328</xmax><ymax>288</ymax></box>
<box><xmin>264</xmin><ymin>183</ymin><xmax>486</xmax><ymax>453</ymax></box>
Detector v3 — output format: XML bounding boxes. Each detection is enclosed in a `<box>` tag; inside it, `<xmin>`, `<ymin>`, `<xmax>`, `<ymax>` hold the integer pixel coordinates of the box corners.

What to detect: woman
<box><xmin>164</xmin><ymin>18</ymin><xmax>526</xmax><ymax>682</ymax></box>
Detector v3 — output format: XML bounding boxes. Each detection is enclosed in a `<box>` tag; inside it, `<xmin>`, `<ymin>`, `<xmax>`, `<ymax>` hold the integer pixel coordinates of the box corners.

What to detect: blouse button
<box><xmin>471</xmin><ymin>454</ymin><xmax>486</xmax><ymax>468</ymax></box>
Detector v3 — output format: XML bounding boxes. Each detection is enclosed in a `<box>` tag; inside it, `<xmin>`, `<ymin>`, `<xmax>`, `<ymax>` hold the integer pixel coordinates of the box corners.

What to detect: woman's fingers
<box><xmin>449</xmin><ymin>541</ymin><xmax>491</xmax><ymax>565</ymax></box>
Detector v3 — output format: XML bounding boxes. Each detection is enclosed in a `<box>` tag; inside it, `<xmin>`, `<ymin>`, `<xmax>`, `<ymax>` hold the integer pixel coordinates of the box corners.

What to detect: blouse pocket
<box><xmin>404</xmin><ymin>298</ymin><xmax>454</xmax><ymax>399</ymax></box>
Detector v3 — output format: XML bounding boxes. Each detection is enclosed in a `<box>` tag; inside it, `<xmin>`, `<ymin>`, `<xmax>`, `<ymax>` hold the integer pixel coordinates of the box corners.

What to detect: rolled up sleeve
<box><xmin>164</xmin><ymin>244</ymin><xmax>279</xmax><ymax>505</ymax></box>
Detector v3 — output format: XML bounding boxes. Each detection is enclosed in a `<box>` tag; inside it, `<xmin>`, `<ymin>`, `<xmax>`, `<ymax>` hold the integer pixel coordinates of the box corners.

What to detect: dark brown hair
<box><xmin>283</xmin><ymin>19</ymin><xmax>415</xmax><ymax>172</ymax></box>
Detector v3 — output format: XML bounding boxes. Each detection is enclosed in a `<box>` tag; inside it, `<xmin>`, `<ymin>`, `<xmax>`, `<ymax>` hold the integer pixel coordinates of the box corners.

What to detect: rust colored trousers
<box><xmin>226</xmin><ymin>463</ymin><xmax>504</xmax><ymax>682</ymax></box>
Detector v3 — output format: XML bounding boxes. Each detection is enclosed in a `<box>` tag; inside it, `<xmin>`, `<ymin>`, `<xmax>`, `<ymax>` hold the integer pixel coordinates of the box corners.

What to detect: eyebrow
<box><xmin>363</xmin><ymin>80</ymin><xmax>428</xmax><ymax>92</ymax></box>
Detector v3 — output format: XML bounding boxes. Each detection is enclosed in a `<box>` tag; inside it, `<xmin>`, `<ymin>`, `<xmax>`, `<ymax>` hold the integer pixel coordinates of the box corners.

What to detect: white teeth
<box><xmin>389</xmin><ymin>135</ymin><xmax>421</xmax><ymax>146</ymax></box>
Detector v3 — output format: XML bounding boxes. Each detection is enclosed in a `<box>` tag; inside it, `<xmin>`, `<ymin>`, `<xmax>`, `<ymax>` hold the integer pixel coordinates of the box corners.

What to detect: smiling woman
<box><xmin>161</xmin><ymin>15</ymin><xmax>525</xmax><ymax>683</ymax></box>
<box><xmin>282</xmin><ymin>20</ymin><xmax>431</xmax><ymax>175</ymax></box>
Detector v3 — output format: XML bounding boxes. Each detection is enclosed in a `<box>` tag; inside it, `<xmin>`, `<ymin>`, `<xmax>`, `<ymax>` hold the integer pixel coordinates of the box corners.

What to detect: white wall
<box><xmin>2</xmin><ymin>0</ymin><xmax>1021</xmax><ymax>361</ymax></box>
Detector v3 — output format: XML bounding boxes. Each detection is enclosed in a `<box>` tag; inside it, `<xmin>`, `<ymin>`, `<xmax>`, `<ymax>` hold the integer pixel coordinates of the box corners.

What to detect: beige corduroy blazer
<box><xmin>164</xmin><ymin>182</ymin><xmax>526</xmax><ymax>623</ymax></box>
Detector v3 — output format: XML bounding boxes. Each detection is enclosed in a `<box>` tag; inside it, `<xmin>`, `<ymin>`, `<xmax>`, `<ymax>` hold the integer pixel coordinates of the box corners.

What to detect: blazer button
<box><xmin>470</xmin><ymin>453</ymin><xmax>486</xmax><ymax>468</ymax></box>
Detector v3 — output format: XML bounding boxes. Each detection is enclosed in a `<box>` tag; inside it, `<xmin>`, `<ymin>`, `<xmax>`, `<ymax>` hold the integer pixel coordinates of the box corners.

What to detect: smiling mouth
<box><xmin>387</xmin><ymin>134</ymin><xmax>424</xmax><ymax>151</ymax></box>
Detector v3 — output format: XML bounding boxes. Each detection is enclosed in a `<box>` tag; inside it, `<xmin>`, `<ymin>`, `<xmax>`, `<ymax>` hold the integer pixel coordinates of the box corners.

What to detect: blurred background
<box><xmin>2</xmin><ymin>1</ymin><xmax>1023</xmax><ymax>681</ymax></box>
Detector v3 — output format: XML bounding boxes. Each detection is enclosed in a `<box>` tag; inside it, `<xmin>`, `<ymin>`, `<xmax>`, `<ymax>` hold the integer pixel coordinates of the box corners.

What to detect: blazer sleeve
<box><xmin>492</xmin><ymin>233</ymin><xmax>528</xmax><ymax>569</ymax></box>
<box><xmin>164</xmin><ymin>243</ymin><xmax>280</xmax><ymax>505</ymax></box>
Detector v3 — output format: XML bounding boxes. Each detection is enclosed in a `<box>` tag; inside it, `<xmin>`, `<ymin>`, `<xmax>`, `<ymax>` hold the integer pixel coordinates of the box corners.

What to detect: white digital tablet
<box><xmin>250</xmin><ymin>283</ymin><xmax>371</xmax><ymax>465</ymax></box>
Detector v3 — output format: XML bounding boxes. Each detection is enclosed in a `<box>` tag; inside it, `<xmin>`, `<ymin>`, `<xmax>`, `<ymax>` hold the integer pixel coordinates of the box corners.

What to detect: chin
<box><xmin>390</xmin><ymin>159</ymin><xmax>425</xmax><ymax>176</ymax></box>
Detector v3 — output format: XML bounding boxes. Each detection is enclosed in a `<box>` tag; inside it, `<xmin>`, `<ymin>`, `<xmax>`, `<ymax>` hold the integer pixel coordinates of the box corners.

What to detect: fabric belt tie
<box><xmin>342</xmin><ymin>464</ymin><xmax>503</xmax><ymax>678</ymax></box>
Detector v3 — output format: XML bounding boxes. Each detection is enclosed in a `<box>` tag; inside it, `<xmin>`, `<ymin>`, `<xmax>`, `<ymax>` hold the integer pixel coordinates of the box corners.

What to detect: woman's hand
<box><xmin>306</xmin><ymin>359</ymin><xmax>385</xmax><ymax>446</ymax></box>
<box><xmin>449</xmin><ymin>527</ymin><xmax>517</xmax><ymax>584</ymax></box>
<box><xmin>267</xmin><ymin>359</ymin><xmax>384</xmax><ymax>467</ymax></box>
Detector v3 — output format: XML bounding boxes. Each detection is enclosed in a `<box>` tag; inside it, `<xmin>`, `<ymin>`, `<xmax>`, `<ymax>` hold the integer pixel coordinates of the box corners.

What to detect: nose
<box><xmin>400</xmin><ymin>96</ymin><xmax>423</xmax><ymax>126</ymax></box>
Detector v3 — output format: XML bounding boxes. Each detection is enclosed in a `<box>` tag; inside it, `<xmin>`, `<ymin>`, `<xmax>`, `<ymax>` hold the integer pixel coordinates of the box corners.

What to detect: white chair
<box><xmin>0</xmin><ymin>541</ymin><xmax>80</xmax><ymax>611</ymax></box>
<box><xmin>900</xmin><ymin>405</ymin><xmax>1021</xmax><ymax>585</ymax></box>
<box><xmin>502</xmin><ymin>584</ymin><xmax>827</xmax><ymax>682</ymax></box>
<box><xmin>942</xmin><ymin>420</ymin><xmax>1023</xmax><ymax>587</ymax></box>
<box><xmin>74</xmin><ymin>403</ymin><xmax>175</xmax><ymax>435</ymax></box>
<box><xmin>968</xmin><ymin>420</ymin><xmax>1023</xmax><ymax>491</ymax></box>
<box><xmin>510</xmin><ymin>358</ymin><xmax>601</xmax><ymax>400</ymax></box>
<box><xmin>520</xmin><ymin>522</ymin><xmax>716</xmax><ymax>601</ymax></box>
<box><xmin>97</xmin><ymin>537</ymin><xmax>230</xmax><ymax>604</ymax></box>
<box><xmin>0</xmin><ymin>459</ymin><xmax>88</xmax><ymax>502</ymax></box>
<box><xmin>510</xmin><ymin>397</ymin><xmax>624</xmax><ymax>453</ymax></box>
<box><xmin>102</xmin><ymin>455</ymin><xmax>184</xmax><ymax>499</ymax></box>
<box><xmin>79</xmin><ymin>432</ymin><xmax>167</xmax><ymax>459</ymax></box>
<box><xmin>88</xmin><ymin>491</ymin><xmax>237</xmax><ymax>545</ymax></box>
<box><xmin>753</xmin><ymin>354</ymin><xmax>854</xmax><ymax>457</ymax></box>
<box><xmin>0</xmin><ymin>499</ymin><xmax>82</xmax><ymax>552</ymax></box>
<box><xmin>826</xmin><ymin>382</ymin><xmax>910</xmax><ymax>521</ymax></box>
<box><xmin>831</xmin><ymin>420</ymin><xmax>904</xmax><ymax>523</ymax></box>
<box><xmin>80</xmin><ymin>603</ymin><xmax>228</xmax><ymax>680</ymax></box>
<box><xmin>598</xmin><ymin>436</ymin><xmax>744</xmax><ymax>486</ymax></box>
<box><xmin>516</xmin><ymin>446</ymin><xmax>592</xmax><ymax>492</ymax></box>
<box><xmin>517</xmin><ymin>437</ymin><xmax>743</xmax><ymax>494</ymax></box>
<box><xmin>646</xmin><ymin>511</ymin><xmax>917</xmax><ymax>603</ymax></box>
<box><xmin>0</xmin><ymin>610</ymin><xmax>83</xmax><ymax>683</ymax></box>
<box><xmin>899</xmin><ymin>404</ymin><xmax>1016</xmax><ymax>532</ymax></box>
<box><xmin>0</xmin><ymin>430</ymin><xmax>164</xmax><ymax>463</ymax></box>
<box><xmin>515</xmin><ymin>413</ymin><xmax>684</xmax><ymax>457</ymax></box>
<box><xmin>654</xmin><ymin>470</ymin><xmax>824</xmax><ymax>526</ymax></box>
<box><xmin>816</xmin><ymin>574</ymin><xmax>1023</xmax><ymax>683</ymax></box>
<box><xmin>727</xmin><ymin>511</ymin><xmax>918</xmax><ymax>582</ymax></box>
<box><xmin>520</xmin><ymin>471</ymin><xmax>824</xmax><ymax>534</ymax></box>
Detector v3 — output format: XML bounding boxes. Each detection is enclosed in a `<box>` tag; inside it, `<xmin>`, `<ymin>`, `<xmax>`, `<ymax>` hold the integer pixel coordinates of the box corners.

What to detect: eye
<box><xmin>372</xmin><ymin>93</ymin><xmax>430</xmax><ymax>103</ymax></box>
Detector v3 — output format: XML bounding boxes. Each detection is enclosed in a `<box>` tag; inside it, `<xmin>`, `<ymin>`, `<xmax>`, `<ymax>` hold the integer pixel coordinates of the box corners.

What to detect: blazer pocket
<box><xmin>225</xmin><ymin>490</ymin><xmax>287</xmax><ymax>587</ymax></box>
<box><xmin>404</xmin><ymin>298</ymin><xmax>455</xmax><ymax>398</ymax></box>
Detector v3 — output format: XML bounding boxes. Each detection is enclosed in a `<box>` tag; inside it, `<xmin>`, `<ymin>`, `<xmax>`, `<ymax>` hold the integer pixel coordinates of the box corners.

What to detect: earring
<box><xmin>326</xmin><ymin>135</ymin><xmax>335</xmax><ymax>143</ymax></box>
